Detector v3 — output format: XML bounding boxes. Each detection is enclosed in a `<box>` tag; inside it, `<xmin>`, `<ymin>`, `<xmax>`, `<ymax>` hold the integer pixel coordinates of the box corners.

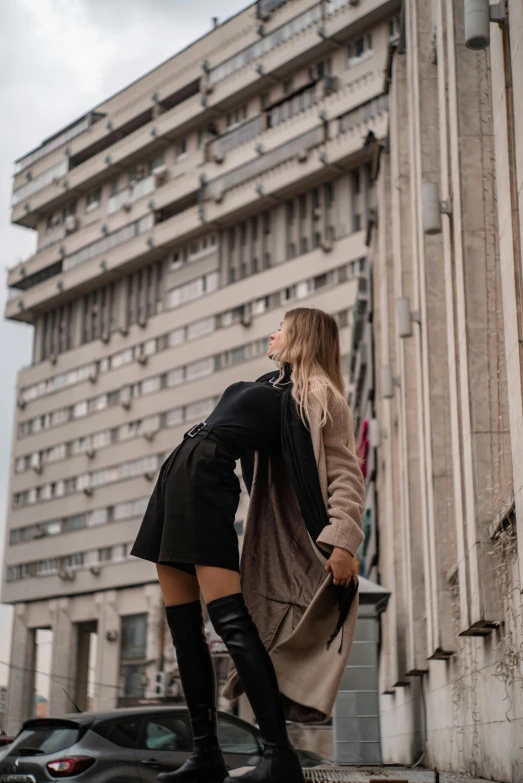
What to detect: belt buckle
<box><xmin>186</xmin><ymin>421</ymin><xmax>206</xmax><ymax>438</ymax></box>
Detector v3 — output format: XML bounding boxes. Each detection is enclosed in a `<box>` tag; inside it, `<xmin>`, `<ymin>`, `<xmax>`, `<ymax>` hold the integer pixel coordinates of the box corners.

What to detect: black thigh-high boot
<box><xmin>156</xmin><ymin>600</ymin><xmax>228</xmax><ymax>783</ymax></box>
<box><xmin>207</xmin><ymin>593</ymin><xmax>305</xmax><ymax>783</ymax></box>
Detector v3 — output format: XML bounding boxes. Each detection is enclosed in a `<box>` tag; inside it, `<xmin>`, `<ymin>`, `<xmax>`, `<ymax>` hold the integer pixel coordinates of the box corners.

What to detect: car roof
<box><xmin>49</xmin><ymin>705</ymin><xmax>250</xmax><ymax>726</ymax></box>
<box><xmin>56</xmin><ymin>705</ymin><xmax>190</xmax><ymax>723</ymax></box>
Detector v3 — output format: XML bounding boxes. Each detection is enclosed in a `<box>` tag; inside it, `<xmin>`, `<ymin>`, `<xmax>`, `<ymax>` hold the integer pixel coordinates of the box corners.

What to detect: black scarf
<box><xmin>241</xmin><ymin>367</ymin><xmax>359</xmax><ymax>653</ymax></box>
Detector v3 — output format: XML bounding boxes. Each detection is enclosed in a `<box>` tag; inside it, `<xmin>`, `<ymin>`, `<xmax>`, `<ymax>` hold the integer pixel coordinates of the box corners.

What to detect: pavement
<box><xmin>229</xmin><ymin>766</ymin><xmax>501</xmax><ymax>782</ymax></box>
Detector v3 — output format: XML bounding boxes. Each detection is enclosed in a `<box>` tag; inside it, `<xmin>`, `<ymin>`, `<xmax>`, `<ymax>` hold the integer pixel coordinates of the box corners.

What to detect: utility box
<box><xmin>333</xmin><ymin>577</ymin><xmax>390</xmax><ymax>763</ymax></box>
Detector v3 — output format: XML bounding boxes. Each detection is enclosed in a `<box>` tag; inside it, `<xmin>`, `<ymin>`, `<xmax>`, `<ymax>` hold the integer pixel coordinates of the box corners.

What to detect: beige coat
<box><xmin>222</xmin><ymin>391</ymin><xmax>366</xmax><ymax>724</ymax></box>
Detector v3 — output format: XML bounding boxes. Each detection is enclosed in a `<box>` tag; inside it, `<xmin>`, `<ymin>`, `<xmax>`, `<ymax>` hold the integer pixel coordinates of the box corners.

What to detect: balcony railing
<box><xmin>208</xmin><ymin>116</ymin><xmax>263</xmax><ymax>160</ymax></box>
<box><xmin>108</xmin><ymin>174</ymin><xmax>156</xmax><ymax>215</ymax></box>
<box><xmin>12</xmin><ymin>159</ymin><xmax>69</xmax><ymax>206</ymax></box>
<box><xmin>206</xmin><ymin>124</ymin><xmax>324</xmax><ymax>199</ymax></box>
<box><xmin>209</xmin><ymin>4</ymin><xmax>322</xmax><ymax>85</ymax></box>
<box><xmin>14</xmin><ymin>114</ymin><xmax>102</xmax><ymax>175</ymax></box>
<box><xmin>37</xmin><ymin>223</ymin><xmax>67</xmax><ymax>252</ymax></box>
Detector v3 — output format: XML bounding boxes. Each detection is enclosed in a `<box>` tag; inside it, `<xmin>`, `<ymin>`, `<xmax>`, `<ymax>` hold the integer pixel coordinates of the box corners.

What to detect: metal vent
<box><xmin>304</xmin><ymin>770</ymin><xmax>362</xmax><ymax>782</ymax></box>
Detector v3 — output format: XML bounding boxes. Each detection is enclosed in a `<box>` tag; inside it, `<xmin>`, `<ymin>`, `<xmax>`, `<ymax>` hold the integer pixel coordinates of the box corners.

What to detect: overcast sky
<box><xmin>0</xmin><ymin>0</ymin><xmax>250</xmax><ymax>691</ymax></box>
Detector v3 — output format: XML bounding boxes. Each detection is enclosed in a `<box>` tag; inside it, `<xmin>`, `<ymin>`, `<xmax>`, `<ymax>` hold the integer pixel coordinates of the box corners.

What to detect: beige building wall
<box><xmin>371</xmin><ymin>0</ymin><xmax>523</xmax><ymax>780</ymax></box>
<box><xmin>2</xmin><ymin>0</ymin><xmax>399</xmax><ymax>740</ymax></box>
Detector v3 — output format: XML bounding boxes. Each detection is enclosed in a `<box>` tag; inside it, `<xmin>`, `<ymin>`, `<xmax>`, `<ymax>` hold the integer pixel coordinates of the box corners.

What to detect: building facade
<box><xmin>2</xmin><ymin>0</ymin><xmax>399</xmax><ymax>745</ymax></box>
<box><xmin>348</xmin><ymin>0</ymin><xmax>522</xmax><ymax>780</ymax></box>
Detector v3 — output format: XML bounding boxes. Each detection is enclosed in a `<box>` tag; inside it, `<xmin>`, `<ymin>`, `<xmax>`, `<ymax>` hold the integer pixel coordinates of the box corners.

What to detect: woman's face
<box><xmin>267</xmin><ymin>320</ymin><xmax>287</xmax><ymax>360</ymax></box>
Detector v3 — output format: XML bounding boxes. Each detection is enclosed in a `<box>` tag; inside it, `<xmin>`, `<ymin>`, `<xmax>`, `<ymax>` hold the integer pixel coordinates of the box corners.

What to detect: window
<box><xmin>93</xmin><ymin>718</ymin><xmax>141</xmax><ymax>749</ymax></box>
<box><xmin>141</xmin><ymin>376</ymin><xmax>161</xmax><ymax>395</ymax></box>
<box><xmin>86</xmin><ymin>187</ymin><xmax>102</xmax><ymax>212</ymax></box>
<box><xmin>167</xmin><ymin>368</ymin><xmax>184</xmax><ymax>387</ymax></box>
<box><xmin>348</xmin><ymin>34</ymin><xmax>373</xmax><ymax>66</ymax></box>
<box><xmin>149</xmin><ymin>152</ymin><xmax>165</xmax><ymax>173</ymax></box>
<box><xmin>186</xmin><ymin>357</ymin><xmax>214</xmax><ymax>381</ymax></box>
<box><xmin>231</xmin><ymin>345</ymin><xmax>247</xmax><ymax>365</ymax></box>
<box><xmin>166</xmin><ymin>408</ymin><xmax>183</xmax><ymax>427</ymax></box>
<box><xmin>175</xmin><ymin>138</ymin><xmax>187</xmax><ymax>159</ymax></box>
<box><xmin>226</xmin><ymin>104</ymin><xmax>248</xmax><ymax>128</ymax></box>
<box><xmin>217</xmin><ymin>717</ymin><xmax>260</xmax><ymax>755</ymax></box>
<box><xmin>120</xmin><ymin>614</ymin><xmax>147</xmax><ymax>661</ymax></box>
<box><xmin>187</xmin><ymin>316</ymin><xmax>215</xmax><ymax>340</ymax></box>
<box><xmin>168</xmin><ymin>327</ymin><xmax>185</xmax><ymax>347</ymax></box>
<box><xmin>142</xmin><ymin>716</ymin><xmax>192</xmax><ymax>752</ymax></box>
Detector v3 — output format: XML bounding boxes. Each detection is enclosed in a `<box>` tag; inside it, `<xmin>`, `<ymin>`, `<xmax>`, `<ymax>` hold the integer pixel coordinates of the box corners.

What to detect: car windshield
<box><xmin>6</xmin><ymin>724</ymin><xmax>80</xmax><ymax>757</ymax></box>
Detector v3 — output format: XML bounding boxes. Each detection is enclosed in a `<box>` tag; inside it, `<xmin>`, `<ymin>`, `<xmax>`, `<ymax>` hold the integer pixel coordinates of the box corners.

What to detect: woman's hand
<box><xmin>325</xmin><ymin>546</ymin><xmax>358</xmax><ymax>588</ymax></box>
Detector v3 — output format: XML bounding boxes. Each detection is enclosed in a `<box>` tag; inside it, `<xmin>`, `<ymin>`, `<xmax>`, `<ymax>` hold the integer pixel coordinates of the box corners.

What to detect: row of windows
<box><xmin>16</xmin><ymin>396</ymin><xmax>218</xmax><ymax>476</ymax></box>
<box><xmin>13</xmin><ymin>301</ymin><xmax>352</xmax><ymax>506</ymax></box>
<box><xmin>18</xmin><ymin>263</ymin><xmax>355</xmax><ymax>437</ymax></box>
<box><xmin>6</xmin><ymin>542</ymin><xmax>134</xmax><ymax>583</ymax></box>
<box><xmin>18</xmin><ymin>324</ymin><xmax>273</xmax><ymax>438</ymax></box>
<box><xmin>13</xmin><ymin>454</ymin><xmax>162</xmax><ymax>509</ymax></box>
<box><xmin>9</xmin><ymin>496</ymin><xmax>150</xmax><ymax>545</ymax></box>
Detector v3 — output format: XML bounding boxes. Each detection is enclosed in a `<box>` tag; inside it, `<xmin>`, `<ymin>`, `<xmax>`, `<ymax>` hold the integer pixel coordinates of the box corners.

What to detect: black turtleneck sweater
<box><xmin>204</xmin><ymin>366</ymin><xmax>292</xmax><ymax>458</ymax></box>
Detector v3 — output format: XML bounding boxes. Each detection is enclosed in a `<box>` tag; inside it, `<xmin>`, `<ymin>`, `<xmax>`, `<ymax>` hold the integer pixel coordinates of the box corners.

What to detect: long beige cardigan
<box><xmin>222</xmin><ymin>391</ymin><xmax>366</xmax><ymax>724</ymax></box>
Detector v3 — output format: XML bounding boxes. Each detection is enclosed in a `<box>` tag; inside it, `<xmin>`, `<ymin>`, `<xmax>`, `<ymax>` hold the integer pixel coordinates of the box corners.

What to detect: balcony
<box><xmin>6</xmin><ymin>99</ymin><xmax>387</xmax><ymax>323</ymax></box>
<box><xmin>11</xmin><ymin>93</ymin><xmax>203</xmax><ymax>227</ymax></box>
<box><xmin>11</xmin><ymin>0</ymin><xmax>398</xmax><ymax>229</ymax></box>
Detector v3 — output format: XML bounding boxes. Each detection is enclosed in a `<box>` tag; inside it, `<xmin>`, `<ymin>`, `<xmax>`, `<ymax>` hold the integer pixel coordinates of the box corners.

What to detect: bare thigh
<box><xmin>156</xmin><ymin>564</ymin><xmax>241</xmax><ymax>606</ymax></box>
<box><xmin>156</xmin><ymin>564</ymin><xmax>199</xmax><ymax>606</ymax></box>
<box><xmin>196</xmin><ymin>565</ymin><xmax>241</xmax><ymax>604</ymax></box>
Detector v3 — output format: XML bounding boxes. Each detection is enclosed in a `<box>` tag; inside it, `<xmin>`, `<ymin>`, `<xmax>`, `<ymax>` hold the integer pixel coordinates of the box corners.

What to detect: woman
<box><xmin>130</xmin><ymin>307</ymin><xmax>365</xmax><ymax>783</ymax></box>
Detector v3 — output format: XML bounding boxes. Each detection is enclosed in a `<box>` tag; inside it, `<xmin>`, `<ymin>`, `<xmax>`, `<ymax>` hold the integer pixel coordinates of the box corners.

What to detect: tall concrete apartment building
<box><xmin>347</xmin><ymin>0</ymin><xmax>523</xmax><ymax>780</ymax></box>
<box><xmin>2</xmin><ymin>0</ymin><xmax>399</xmax><ymax>749</ymax></box>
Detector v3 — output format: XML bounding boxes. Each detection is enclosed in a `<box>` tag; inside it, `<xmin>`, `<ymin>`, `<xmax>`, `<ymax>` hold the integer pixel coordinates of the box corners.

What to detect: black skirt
<box><xmin>130</xmin><ymin>425</ymin><xmax>242</xmax><ymax>575</ymax></box>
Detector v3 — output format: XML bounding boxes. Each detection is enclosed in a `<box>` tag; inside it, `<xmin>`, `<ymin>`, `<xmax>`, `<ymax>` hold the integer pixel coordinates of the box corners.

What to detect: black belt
<box><xmin>182</xmin><ymin>422</ymin><xmax>234</xmax><ymax>456</ymax></box>
<box><xmin>184</xmin><ymin>421</ymin><xmax>208</xmax><ymax>438</ymax></box>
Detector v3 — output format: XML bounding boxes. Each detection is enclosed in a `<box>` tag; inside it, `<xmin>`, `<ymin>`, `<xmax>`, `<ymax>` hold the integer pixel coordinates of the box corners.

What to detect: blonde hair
<box><xmin>270</xmin><ymin>307</ymin><xmax>356</xmax><ymax>452</ymax></box>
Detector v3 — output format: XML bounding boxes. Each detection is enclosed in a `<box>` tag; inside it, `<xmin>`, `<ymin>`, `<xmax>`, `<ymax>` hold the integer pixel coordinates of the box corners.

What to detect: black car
<box><xmin>0</xmin><ymin>706</ymin><xmax>328</xmax><ymax>781</ymax></box>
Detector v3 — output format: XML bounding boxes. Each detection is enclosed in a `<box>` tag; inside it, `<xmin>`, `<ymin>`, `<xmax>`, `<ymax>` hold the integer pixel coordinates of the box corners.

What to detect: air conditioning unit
<box><xmin>135</xmin><ymin>164</ymin><xmax>147</xmax><ymax>180</ymax></box>
<box><xmin>138</xmin><ymin>314</ymin><xmax>147</xmax><ymax>328</ymax></box>
<box><xmin>88</xmin><ymin>365</ymin><xmax>98</xmax><ymax>383</ymax></box>
<box><xmin>49</xmin><ymin>353</ymin><xmax>58</xmax><ymax>365</ymax></box>
<box><xmin>122</xmin><ymin>198</ymin><xmax>132</xmax><ymax>212</ymax></box>
<box><xmin>86</xmin><ymin>447</ymin><xmax>96</xmax><ymax>459</ymax></box>
<box><xmin>33</xmin><ymin>526</ymin><xmax>46</xmax><ymax>539</ymax></box>
<box><xmin>240</xmin><ymin>313</ymin><xmax>252</xmax><ymax>328</ymax></box>
<box><xmin>144</xmin><ymin>471</ymin><xmax>155</xmax><ymax>481</ymax></box>
<box><xmin>297</xmin><ymin>148</ymin><xmax>309</xmax><ymax>163</ymax></box>
<box><xmin>320</xmin><ymin>239</ymin><xmax>333</xmax><ymax>252</ymax></box>
<box><xmin>212</xmin><ymin>150</ymin><xmax>225</xmax><ymax>164</ymax></box>
<box><xmin>323</xmin><ymin>75</ymin><xmax>339</xmax><ymax>95</ymax></box>
<box><xmin>83</xmin><ymin>486</ymin><xmax>93</xmax><ymax>497</ymax></box>
<box><xmin>65</xmin><ymin>215</ymin><xmax>78</xmax><ymax>234</ymax></box>
<box><xmin>89</xmin><ymin>565</ymin><xmax>101</xmax><ymax>576</ymax></box>
<box><xmin>204</xmin><ymin>82</ymin><xmax>214</xmax><ymax>95</ymax></box>
<box><xmin>52</xmin><ymin>214</ymin><xmax>62</xmax><ymax>227</ymax></box>
<box><xmin>17</xmin><ymin>394</ymin><xmax>26</xmax><ymax>410</ymax></box>
<box><xmin>144</xmin><ymin>430</ymin><xmax>156</xmax><ymax>442</ymax></box>
<box><xmin>32</xmin><ymin>461</ymin><xmax>42</xmax><ymax>475</ymax></box>
<box><xmin>214</xmin><ymin>185</ymin><xmax>225</xmax><ymax>204</ymax></box>
<box><xmin>59</xmin><ymin>568</ymin><xmax>75</xmax><ymax>582</ymax></box>
<box><xmin>121</xmin><ymin>386</ymin><xmax>132</xmax><ymax>409</ymax></box>
<box><xmin>313</xmin><ymin>206</ymin><xmax>322</xmax><ymax>220</ymax></box>
<box><xmin>154</xmin><ymin>167</ymin><xmax>168</xmax><ymax>187</ymax></box>
<box><xmin>137</xmin><ymin>352</ymin><xmax>148</xmax><ymax>366</ymax></box>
